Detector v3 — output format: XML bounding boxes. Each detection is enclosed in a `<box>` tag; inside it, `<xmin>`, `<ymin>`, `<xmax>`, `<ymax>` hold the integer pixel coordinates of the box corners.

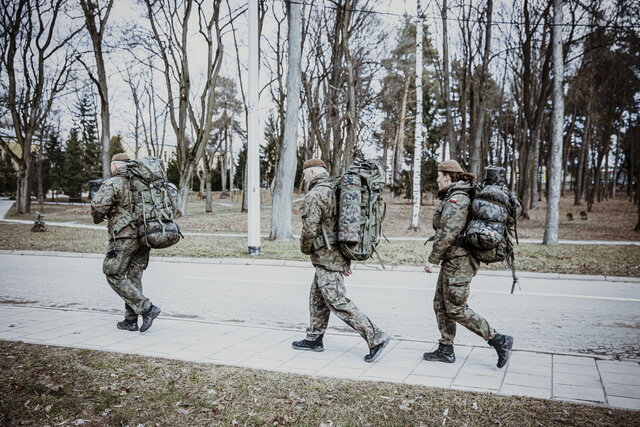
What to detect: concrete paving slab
<box><xmin>553</xmin><ymin>363</ymin><xmax>599</xmax><ymax>377</ymax></box>
<box><xmin>553</xmin><ymin>384</ymin><xmax>606</xmax><ymax>402</ymax></box>
<box><xmin>603</xmin><ymin>383</ymin><xmax>640</xmax><ymax>399</ymax></box>
<box><xmin>459</xmin><ymin>363</ymin><xmax>504</xmax><ymax>377</ymax></box>
<box><xmin>554</xmin><ymin>355</ymin><xmax>598</xmax><ymax>366</ymax></box>
<box><xmin>600</xmin><ymin>371</ymin><xmax>640</xmax><ymax>385</ymax></box>
<box><xmin>411</xmin><ymin>361</ymin><xmax>464</xmax><ymax>378</ymax></box>
<box><xmin>500</xmin><ymin>384</ymin><xmax>552</xmax><ymax>400</ymax></box>
<box><xmin>509</xmin><ymin>352</ymin><xmax>552</xmax><ymax>367</ymax></box>
<box><xmin>597</xmin><ymin>360</ymin><xmax>640</xmax><ymax>375</ymax></box>
<box><xmin>508</xmin><ymin>363</ymin><xmax>552</xmax><ymax>377</ymax></box>
<box><xmin>553</xmin><ymin>372</ymin><xmax>602</xmax><ymax>388</ymax></box>
<box><xmin>361</xmin><ymin>365</ymin><xmax>413</xmax><ymax>382</ymax></box>
<box><xmin>607</xmin><ymin>396</ymin><xmax>640</xmax><ymax>411</ymax></box>
<box><xmin>503</xmin><ymin>373</ymin><xmax>552</xmax><ymax>389</ymax></box>
<box><xmin>453</xmin><ymin>372</ymin><xmax>503</xmax><ymax>390</ymax></box>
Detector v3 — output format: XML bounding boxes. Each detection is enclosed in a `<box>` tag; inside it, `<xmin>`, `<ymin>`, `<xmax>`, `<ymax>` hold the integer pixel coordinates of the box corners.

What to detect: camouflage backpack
<box><xmin>462</xmin><ymin>166</ymin><xmax>521</xmax><ymax>292</ymax></box>
<box><xmin>335</xmin><ymin>158</ymin><xmax>387</xmax><ymax>264</ymax></box>
<box><xmin>121</xmin><ymin>157</ymin><xmax>182</xmax><ymax>249</ymax></box>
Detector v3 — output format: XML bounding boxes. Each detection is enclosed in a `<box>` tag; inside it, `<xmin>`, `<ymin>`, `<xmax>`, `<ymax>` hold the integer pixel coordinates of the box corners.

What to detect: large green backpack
<box><xmin>335</xmin><ymin>158</ymin><xmax>387</xmax><ymax>263</ymax></box>
<box><xmin>462</xmin><ymin>166</ymin><xmax>520</xmax><ymax>292</ymax></box>
<box><xmin>124</xmin><ymin>157</ymin><xmax>182</xmax><ymax>249</ymax></box>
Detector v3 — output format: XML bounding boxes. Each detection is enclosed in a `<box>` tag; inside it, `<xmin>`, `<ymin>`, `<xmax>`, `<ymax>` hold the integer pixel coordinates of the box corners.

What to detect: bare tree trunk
<box><xmin>530</xmin><ymin>127</ymin><xmax>540</xmax><ymax>209</ymax></box>
<box><xmin>410</xmin><ymin>0</ymin><xmax>424</xmax><ymax>231</ymax></box>
<box><xmin>440</xmin><ymin>0</ymin><xmax>456</xmax><ymax>159</ymax></box>
<box><xmin>393</xmin><ymin>76</ymin><xmax>411</xmax><ymax>196</ymax></box>
<box><xmin>341</xmin><ymin>0</ymin><xmax>357</xmax><ymax>169</ymax></box>
<box><xmin>543</xmin><ymin>0</ymin><xmax>564</xmax><ymax>245</ymax></box>
<box><xmin>469</xmin><ymin>0</ymin><xmax>493</xmax><ymax>176</ymax></box>
<box><xmin>204</xmin><ymin>157</ymin><xmax>212</xmax><ymax>213</ymax></box>
<box><xmin>79</xmin><ymin>0</ymin><xmax>114</xmax><ymax>180</ymax></box>
<box><xmin>270</xmin><ymin>0</ymin><xmax>302</xmax><ymax>241</ymax></box>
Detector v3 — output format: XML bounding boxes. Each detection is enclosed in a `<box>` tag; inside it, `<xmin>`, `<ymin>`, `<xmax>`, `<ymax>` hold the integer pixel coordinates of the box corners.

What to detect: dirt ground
<box><xmin>15</xmin><ymin>189</ymin><xmax>639</xmax><ymax>241</ymax></box>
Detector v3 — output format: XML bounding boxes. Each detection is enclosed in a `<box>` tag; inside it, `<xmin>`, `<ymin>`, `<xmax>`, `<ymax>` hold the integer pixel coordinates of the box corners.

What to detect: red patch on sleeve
<box><xmin>449</xmin><ymin>198</ymin><xmax>457</xmax><ymax>203</ymax></box>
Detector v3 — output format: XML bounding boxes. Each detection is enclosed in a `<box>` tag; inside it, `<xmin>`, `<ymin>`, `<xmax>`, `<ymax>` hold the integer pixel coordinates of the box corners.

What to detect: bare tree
<box><xmin>440</xmin><ymin>0</ymin><xmax>456</xmax><ymax>159</ymax></box>
<box><xmin>468</xmin><ymin>0</ymin><xmax>493</xmax><ymax>176</ymax></box>
<box><xmin>78</xmin><ymin>0</ymin><xmax>113</xmax><ymax>179</ymax></box>
<box><xmin>543</xmin><ymin>0</ymin><xmax>564</xmax><ymax>244</ymax></box>
<box><xmin>144</xmin><ymin>0</ymin><xmax>225</xmax><ymax>216</ymax></box>
<box><xmin>0</xmin><ymin>0</ymin><xmax>80</xmax><ymax>214</ymax></box>
<box><xmin>270</xmin><ymin>0</ymin><xmax>302</xmax><ymax>241</ymax></box>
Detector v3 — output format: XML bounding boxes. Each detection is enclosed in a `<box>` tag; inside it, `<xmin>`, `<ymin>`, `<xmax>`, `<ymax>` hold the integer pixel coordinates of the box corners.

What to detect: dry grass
<box><xmin>1</xmin><ymin>341</ymin><xmax>636</xmax><ymax>427</ymax></box>
<box><xmin>1</xmin><ymin>223</ymin><xmax>639</xmax><ymax>277</ymax></box>
<box><xmin>9</xmin><ymin>190</ymin><xmax>639</xmax><ymax>241</ymax></box>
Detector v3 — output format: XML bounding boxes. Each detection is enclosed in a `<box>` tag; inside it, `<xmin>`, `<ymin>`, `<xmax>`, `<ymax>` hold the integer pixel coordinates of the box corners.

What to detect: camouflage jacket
<box><xmin>428</xmin><ymin>181</ymin><xmax>473</xmax><ymax>264</ymax></box>
<box><xmin>300</xmin><ymin>173</ymin><xmax>350</xmax><ymax>272</ymax></box>
<box><xmin>91</xmin><ymin>165</ymin><xmax>137</xmax><ymax>240</ymax></box>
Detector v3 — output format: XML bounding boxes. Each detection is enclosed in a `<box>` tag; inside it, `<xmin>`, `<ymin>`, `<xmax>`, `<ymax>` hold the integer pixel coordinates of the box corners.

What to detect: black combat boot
<box><xmin>488</xmin><ymin>334</ymin><xmax>513</xmax><ymax>368</ymax></box>
<box><xmin>292</xmin><ymin>336</ymin><xmax>324</xmax><ymax>352</ymax></box>
<box><xmin>117</xmin><ymin>319</ymin><xmax>138</xmax><ymax>331</ymax></box>
<box><xmin>140</xmin><ymin>305</ymin><xmax>161</xmax><ymax>333</ymax></box>
<box><xmin>423</xmin><ymin>343</ymin><xmax>456</xmax><ymax>363</ymax></box>
<box><xmin>364</xmin><ymin>336</ymin><xmax>391</xmax><ymax>363</ymax></box>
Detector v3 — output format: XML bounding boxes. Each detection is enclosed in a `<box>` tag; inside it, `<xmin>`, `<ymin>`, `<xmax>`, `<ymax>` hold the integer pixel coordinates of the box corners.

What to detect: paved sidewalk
<box><xmin>1</xmin><ymin>305</ymin><xmax>638</xmax><ymax>411</ymax></box>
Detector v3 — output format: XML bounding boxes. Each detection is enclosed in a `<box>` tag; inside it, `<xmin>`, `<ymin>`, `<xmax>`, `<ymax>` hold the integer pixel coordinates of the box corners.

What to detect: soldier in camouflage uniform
<box><xmin>292</xmin><ymin>159</ymin><xmax>390</xmax><ymax>363</ymax></box>
<box><xmin>423</xmin><ymin>160</ymin><xmax>513</xmax><ymax>368</ymax></box>
<box><xmin>91</xmin><ymin>153</ymin><xmax>161</xmax><ymax>333</ymax></box>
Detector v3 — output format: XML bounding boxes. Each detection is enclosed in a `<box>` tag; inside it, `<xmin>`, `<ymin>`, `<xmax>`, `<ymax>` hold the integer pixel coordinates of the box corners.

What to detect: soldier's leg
<box><xmin>305</xmin><ymin>269</ymin><xmax>331</xmax><ymax>340</ymax></box>
<box><xmin>434</xmin><ymin>264</ymin><xmax>456</xmax><ymax>345</ymax></box>
<box><xmin>317</xmin><ymin>267</ymin><xmax>387</xmax><ymax>348</ymax></box>
<box><xmin>124</xmin><ymin>243</ymin><xmax>151</xmax><ymax>321</ymax></box>
<box><xmin>103</xmin><ymin>239</ymin><xmax>152</xmax><ymax>316</ymax></box>
<box><xmin>443</xmin><ymin>256</ymin><xmax>496</xmax><ymax>341</ymax></box>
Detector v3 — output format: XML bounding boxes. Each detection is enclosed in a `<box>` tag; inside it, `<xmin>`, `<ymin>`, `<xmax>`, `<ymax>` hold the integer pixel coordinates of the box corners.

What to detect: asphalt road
<box><xmin>0</xmin><ymin>253</ymin><xmax>638</xmax><ymax>359</ymax></box>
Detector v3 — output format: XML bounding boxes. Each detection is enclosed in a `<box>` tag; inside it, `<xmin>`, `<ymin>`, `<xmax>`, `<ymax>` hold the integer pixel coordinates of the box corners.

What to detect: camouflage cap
<box><xmin>437</xmin><ymin>159</ymin><xmax>464</xmax><ymax>173</ymax></box>
<box><xmin>303</xmin><ymin>158</ymin><xmax>327</xmax><ymax>170</ymax></box>
<box><xmin>111</xmin><ymin>153</ymin><xmax>130</xmax><ymax>162</ymax></box>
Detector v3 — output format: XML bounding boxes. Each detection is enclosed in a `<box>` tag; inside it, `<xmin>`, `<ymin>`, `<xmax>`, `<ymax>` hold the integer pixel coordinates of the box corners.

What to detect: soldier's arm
<box><xmin>90</xmin><ymin>181</ymin><xmax>116</xmax><ymax>224</ymax></box>
<box><xmin>300</xmin><ymin>193</ymin><xmax>322</xmax><ymax>255</ymax></box>
<box><xmin>428</xmin><ymin>194</ymin><xmax>471</xmax><ymax>264</ymax></box>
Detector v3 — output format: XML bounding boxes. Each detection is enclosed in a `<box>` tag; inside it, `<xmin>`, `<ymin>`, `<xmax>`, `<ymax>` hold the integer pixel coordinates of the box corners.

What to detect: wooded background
<box><xmin>1</xmin><ymin>0</ymin><xmax>638</xmax><ymax>236</ymax></box>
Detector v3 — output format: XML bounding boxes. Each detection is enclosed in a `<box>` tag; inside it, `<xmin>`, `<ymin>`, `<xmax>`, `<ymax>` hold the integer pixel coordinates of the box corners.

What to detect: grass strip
<box><xmin>1</xmin><ymin>340</ymin><xmax>636</xmax><ymax>426</ymax></box>
<box><xmin>1</xmin><ymin>223</ymin><xmax>638</xmax><ymax>277</ymax></box>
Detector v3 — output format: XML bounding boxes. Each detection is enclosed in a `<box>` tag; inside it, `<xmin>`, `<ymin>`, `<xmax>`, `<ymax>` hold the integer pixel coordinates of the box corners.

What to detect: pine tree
<box><xmin>62</xmin><ymin>128</ymin><xmax>85</xmax><ymax>198</ymax></box>
<box><xmin>76</xmin><ymin>94</ymin><xmax>101</xmax><ymax>180</ymax></box>
<box><xmin>44</xmin><ymin>131</ymin><xmax>65</xmax><ymax>198</ymax></box>
<box><xmin>109</xmin><ymin>133</ymin><xmax>125</xmax><ymax>158</ymax></box>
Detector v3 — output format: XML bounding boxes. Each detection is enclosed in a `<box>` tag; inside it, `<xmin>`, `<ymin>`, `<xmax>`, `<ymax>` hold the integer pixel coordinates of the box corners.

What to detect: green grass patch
<box><xmin>0</xmin><ymin>340</ymin><xmax>636</xmax><ymax>426</ymax></box>
<box><xmin>1</xmin><ymin>223</ymin><xmax>639</xmax><ymax>277</ymax></box>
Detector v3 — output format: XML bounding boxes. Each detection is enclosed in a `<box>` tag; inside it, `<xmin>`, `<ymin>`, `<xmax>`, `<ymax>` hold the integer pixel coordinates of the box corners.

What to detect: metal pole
<box><xmin>247</xmin><ymin>0</ymin><xmax>261</xmax><ymax>255</ymax></box>
<box><xmin>409</xmin><ymin>0</ymin><xmax>423</xmax><ymax>231</ymax></box>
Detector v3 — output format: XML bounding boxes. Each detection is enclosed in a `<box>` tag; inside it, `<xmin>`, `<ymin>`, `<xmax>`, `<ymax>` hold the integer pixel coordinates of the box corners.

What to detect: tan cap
<box><xmin>111</xmin><ymin>153</ymin><xmax>130</xmax><ymax>162</ymax></box>
<box><xmin>302</xmin><ymin>158</ymin><xmax>327</xmax><ymax>170</ymax></box>
<box><xmin>437</xmin><ymin>159</ymin><xmax>464</xmax><ymax>173</ymax></box>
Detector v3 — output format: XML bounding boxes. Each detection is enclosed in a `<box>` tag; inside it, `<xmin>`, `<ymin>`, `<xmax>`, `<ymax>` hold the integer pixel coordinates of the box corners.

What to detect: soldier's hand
<box><xmin>423</xmin><ymin>263</ymin><xmax>433</xmax><ymax>273</ymax></box>
<box><xmin>342</xmin><ymin>269</ymin><xmax>352</xmax><ymax>277</ymax></box>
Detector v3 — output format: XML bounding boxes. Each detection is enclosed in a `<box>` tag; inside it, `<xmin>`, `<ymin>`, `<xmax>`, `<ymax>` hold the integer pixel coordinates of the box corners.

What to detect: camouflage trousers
<box><xmin>305</xmin><ymin>267</ymin><xmax>387</xmax><ymax>348</ymax></box>
<box><xmin>103</xmin><ymin>238</ymin><xmax>152</xmax><ymax>321</ymax></box>
<box><xmin>433</xmin><ymin>255</ymin><xmax>496</xmax><ymax>346</ymax></box>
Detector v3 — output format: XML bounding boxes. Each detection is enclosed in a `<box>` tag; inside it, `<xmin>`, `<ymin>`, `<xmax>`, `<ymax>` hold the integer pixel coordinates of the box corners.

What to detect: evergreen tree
<box><xmin>76</xmin><ymin>93</ymin><xmax>101</xmax><ymax>180</ymax></box>
<box><xmin>62</xmin><ymin>128</ymin><xmax>85</xmax><ymax>198</ymax></box>
<box><xmin>0</xmin><ymin>151</ymin><xmax>18</xmax><ymax>195</ymax></box>
<box><xmin>109</xmin><ymin>133</ymin><xmax>125</xmax><ymax>158</ymax></box>
<box><xmin>44</xmin><ymin>131</ymin><xmax>65</xmax><ymax>197</ymax></box>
